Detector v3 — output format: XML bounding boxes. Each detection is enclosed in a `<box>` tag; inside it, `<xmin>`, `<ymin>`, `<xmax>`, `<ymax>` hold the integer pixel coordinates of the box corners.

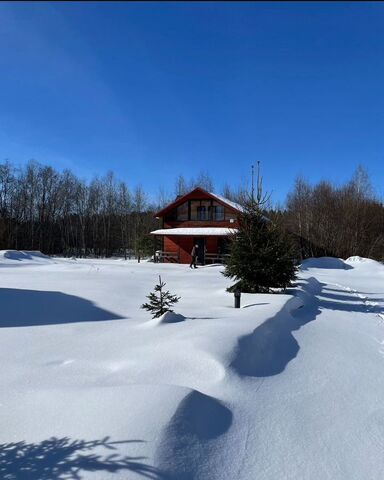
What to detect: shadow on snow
<box><xmin>231</xmin><ymin>277</ymin><xmax>382</xmax><ymax>377</ymax></box>
<box><xmin>0</xmin><ymin>436</ymin><xmax>166</xmax><ymax>480</ymax></box>
<box><xmin>231</xmin><ymin>276</ymin><xmax>384</xmax><ymax>378</ymax></box>
<box><xmin>230</xmin><ymin>277</ymin><xmax>322</xmax><ymax>377</ymax></box>
<box><xmin>155</xmin><ymin>390</ymin><xmax>233</xmax><ymax>480</ymax></box>
<box><xmin>0</xmin><ymin>288</ymin><xmax>123</xmax><ymax>327</ymax></box>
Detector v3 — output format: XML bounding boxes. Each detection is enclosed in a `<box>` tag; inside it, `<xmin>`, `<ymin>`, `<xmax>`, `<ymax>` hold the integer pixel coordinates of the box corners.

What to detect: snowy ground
<box><xmin>1</xmin><ymin>251</ymin><xmax>384</xmax><ymax>479</ymax></box>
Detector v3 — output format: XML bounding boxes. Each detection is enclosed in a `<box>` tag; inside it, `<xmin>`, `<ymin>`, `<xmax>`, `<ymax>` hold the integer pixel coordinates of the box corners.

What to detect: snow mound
<box><xmin>0</xmin><ymin>250</ymin><xmax>53</xmax><ymax>264</ymax></box>
<box><xmin>141</xmin><ymin>311</ymin><xmax>186</xmax><ymax>328</ymax></box>
<box><xmin>300</xmin><ymin>257</ymin><xmax>353</xmax><ymax>270</ymax></box>
<box><xmin>160</xmin><ymin>312</ymin><xmax>186</xmax><ymax>324</ymax></box>
<box><xmin>156</xmin><ymin>389</ymin><xmax>233</xmax><ymax>478</ymax></box>
<box><xmin>154</xmin><ymin>312</ymin><xmax>186</xmax><ymax>325</ymax></box>
<box><xmin>345</xmin><ymin>256</ymin><xmax>383</xmax><ymax>266</ymax></box>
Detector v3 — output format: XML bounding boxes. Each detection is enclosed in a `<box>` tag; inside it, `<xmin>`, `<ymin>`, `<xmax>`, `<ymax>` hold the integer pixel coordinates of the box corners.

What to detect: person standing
<box><xmin>190</xmin><ymin>244</ymin><xmax>198</xmax><ymax>269</ymax></box>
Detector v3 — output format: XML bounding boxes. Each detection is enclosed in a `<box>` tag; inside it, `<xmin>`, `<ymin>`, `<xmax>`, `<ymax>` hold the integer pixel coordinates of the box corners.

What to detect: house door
<box><xmin>193</xmin><ymin>237</ymin><xmax>205</xmax><ymax>265</ymax></box>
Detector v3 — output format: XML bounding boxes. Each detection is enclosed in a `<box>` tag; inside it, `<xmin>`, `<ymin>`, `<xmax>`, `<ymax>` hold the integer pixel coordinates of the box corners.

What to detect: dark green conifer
<box><xmin>223</xmin><ymin>201</ymin><xmax>298</xmax><ymax>293</ymax></box>
<box><xmin>141</xmin><ymin>275</ymin><xmax>180</xmax><ymax>318</ymax></box>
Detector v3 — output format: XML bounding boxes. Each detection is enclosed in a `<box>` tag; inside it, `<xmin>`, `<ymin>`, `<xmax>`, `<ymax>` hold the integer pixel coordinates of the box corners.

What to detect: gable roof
<box><xmin>154</xmin><ymin>187</ymin><xmax>244</xmax><ymax>218</ymax></box>
<box><xmin>208</xmin><ymin>192</ymin><xmax>244</xmax><ymax>213</ymax></box>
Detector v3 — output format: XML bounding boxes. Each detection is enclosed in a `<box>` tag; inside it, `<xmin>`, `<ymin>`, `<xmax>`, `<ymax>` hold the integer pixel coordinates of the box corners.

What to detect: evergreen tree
<box><xmin>136</xmin><ymin>234</ymin><xmax>154</xmax><ymax>262</ymax></box>
<box><xmin>223</xmin><ymin>201</ymin><xmax>298</xmax><ymax>293</ymax></box>
<box><xmin>141</xmin><ymin>275</ymin><xmax>181</xmax><ymax>318</ymax></box>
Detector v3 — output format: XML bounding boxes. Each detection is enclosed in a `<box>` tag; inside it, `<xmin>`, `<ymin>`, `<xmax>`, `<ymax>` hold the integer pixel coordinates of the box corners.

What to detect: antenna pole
<box><xmin>251</xmin><ymin>164</ymin><xmax>255</xmax><ymax>204</ymax></box>
<box><xmin>257</xmin><ymin>160</ymin><xmax>261</xmax><ymax>204</ymax></box>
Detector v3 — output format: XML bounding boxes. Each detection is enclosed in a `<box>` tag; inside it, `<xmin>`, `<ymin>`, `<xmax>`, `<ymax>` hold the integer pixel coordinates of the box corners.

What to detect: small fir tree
<box><xmin>141</xmin><ymin>275</ymin><xmax>181</xmax><ymax>318</ymax></box>
<box><xmin>223</xmin><ymin>201</ymin><xmax>298</xmax><ymax>293</ymax></box>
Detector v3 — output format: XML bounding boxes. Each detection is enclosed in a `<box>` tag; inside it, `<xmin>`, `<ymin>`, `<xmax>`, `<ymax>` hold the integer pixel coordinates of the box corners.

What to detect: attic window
<box><xmin>176</xmin><ymin>202</ymin><xmax>188</xmax><ymax>221</ymax></box>
<box><xmin>189</xmin><ymin>200</ymin><xmax>226</xmax><ymax>221</ymax></box>
<box><xmin>190</xmin><ymin>200</ymin><xmax>210</xmax><ymax>220</ymax></box>
<box><xmin>197</xmin><ymin>206</ymin><xmax>207</xmax><ymax>220</ymax></box>
<box><xmin>210</xmin><ymin>203</ymin><xmax>224</xmax><ymax>221</ymax></box>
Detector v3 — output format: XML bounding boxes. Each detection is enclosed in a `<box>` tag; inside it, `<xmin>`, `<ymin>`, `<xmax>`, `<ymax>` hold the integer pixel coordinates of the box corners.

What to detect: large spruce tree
<box><xmin>223</xmin><ymin>201</ymin><xmax>298</xmax><ymax>293</ymax></box>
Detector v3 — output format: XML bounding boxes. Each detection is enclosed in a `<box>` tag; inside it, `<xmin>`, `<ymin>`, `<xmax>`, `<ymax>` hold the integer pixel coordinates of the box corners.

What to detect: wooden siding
<box><xmin>162</xmin><ymin>235</ymin><xmax>223</xmax><ymax>264</ymax></box>
<box><xmin>205</xmin><ymin>236</ymin><xmax>218</xmax><ymax>253</ymax></box>
<box><xmin>164</xmin><ymin>236</ymin><xmax>193</xmax><ymax>264</ymax></box>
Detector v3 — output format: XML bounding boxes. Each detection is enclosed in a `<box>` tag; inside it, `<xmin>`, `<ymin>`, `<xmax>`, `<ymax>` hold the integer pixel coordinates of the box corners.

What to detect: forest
<box><xmin>0</xmin><ymin>160</ymin><xmax>383</xmax><ymax>261</ymax></box>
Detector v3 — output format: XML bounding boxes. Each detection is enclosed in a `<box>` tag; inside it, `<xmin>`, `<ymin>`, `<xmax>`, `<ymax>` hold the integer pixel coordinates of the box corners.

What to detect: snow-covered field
<box><xmin>1</xmin><ymin>251</ymin><xmax>384</xmax><ymax>479</ymax></box>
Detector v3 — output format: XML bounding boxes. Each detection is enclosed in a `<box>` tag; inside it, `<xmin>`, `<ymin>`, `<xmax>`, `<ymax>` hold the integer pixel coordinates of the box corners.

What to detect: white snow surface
<box><xmin>1</xmin><ymin>252</ymin><xmax>384</xmax><ymax>479</ymax></box>
<box><xmin>150</xmin><ymin>227</ymin><xmax>238</xmax><ymax>236</ymax></box>
<box><xmin>346</xmin><ymin>255</ymin><xmax>383</xmax><ymax>266</ymax></box>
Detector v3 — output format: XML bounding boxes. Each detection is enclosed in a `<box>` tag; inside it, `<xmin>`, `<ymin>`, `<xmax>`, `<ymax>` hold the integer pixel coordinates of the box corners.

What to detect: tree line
<box><xmin>0</xmin><ymin>160</ymin><xmax>158</xmax><ymax>257</ymax></box>
<box><xmin>178</xmin><ymin>165</ymin><xmax>384</xmax><ymax>263</ymax></box>
<box><xmin>274</xmin><ymin>166</ymin><xmax>384</xmax><ymax>261</ymax></box>
<box><xmin>0</xmin><ymin>160</ymin><xmax>383</xmax><ymax>261</ymax></box>
<box><xmin>0</xmin><ymin>161</ymin><xmax>238</xmax><ymax>258</ymax></box>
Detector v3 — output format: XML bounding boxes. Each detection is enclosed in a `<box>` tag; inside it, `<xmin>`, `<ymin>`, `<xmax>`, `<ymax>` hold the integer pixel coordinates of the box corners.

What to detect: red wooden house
<box><xmin>150</xmin><ymin>187</ymin><xmax>243</xmax><ymax>264</ymax></box>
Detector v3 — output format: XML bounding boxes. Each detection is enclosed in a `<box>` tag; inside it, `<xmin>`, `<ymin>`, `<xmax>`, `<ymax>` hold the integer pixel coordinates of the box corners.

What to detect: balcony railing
<box><xmin>154</xmin><ymin>251</ymin><xmax>179</xmax><ymax>263</ymax></box>
<box><xmin>204</xmin><ymin>253</ymin><xmax>230</xmax><ymax>264</ymax></box>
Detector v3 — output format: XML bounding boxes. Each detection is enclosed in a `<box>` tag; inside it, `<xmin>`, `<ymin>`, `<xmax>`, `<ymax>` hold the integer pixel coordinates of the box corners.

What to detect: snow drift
<box><xmin>156</xmin><ymin>312</ymin><xmax>186</xmax><ymax>324</ymax></box>
<box><xmin>0</xmin><ymin>250</ymin><xmax>53</xmax><ymax>265</ymax></box>
<box><xmin>300</xmin><ymin>256</ymin><xmax>353</xmax><ymax>270</ymax></box>
<box><xmin>345</xmin><ymin>255</ymin><xmax>383</xmax><ymax>267</ymax></box>
<box><xmin>1</xmin><ymin>256</ymin><xmax>384</xmax><ymax>479</ymax></box>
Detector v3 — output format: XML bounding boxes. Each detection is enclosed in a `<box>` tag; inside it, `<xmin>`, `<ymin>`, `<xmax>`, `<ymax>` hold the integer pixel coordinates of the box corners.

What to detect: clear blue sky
<box><xmin>1</xmin><ymin>2</ymin><xmax>383</xmax><ymax>204</ymax></box>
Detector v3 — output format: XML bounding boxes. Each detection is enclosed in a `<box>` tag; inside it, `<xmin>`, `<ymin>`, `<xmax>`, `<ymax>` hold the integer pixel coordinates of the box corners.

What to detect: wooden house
<box><xmin>150</xmin><ymin>187</ymin><xmax>243</xmax><ymax>264</ymax></box>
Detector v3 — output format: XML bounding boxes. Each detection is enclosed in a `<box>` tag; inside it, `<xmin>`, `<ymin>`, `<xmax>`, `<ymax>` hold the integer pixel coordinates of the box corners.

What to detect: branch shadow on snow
<box><xmin>320</xmin><ymin>287</ymin><xmax>384</xmax><ymax>312</ymax></box>
<box><xmin>186</xmin><ymin>316</ymin><xmax>218</xmax><ymax>320</ymax></box>
<box><xmin>325</xmin><ymin>287</ymin><xmax>384</xmax><ymax>296</ymax></box>
<box><xmin>242</xmin><ymin>303</ymin><xmax>270</xmax><ymax>309</ymax></box>
<box><xmin>0</xmin><ymin>436</ymin><xmax>166</xmax><ymax>480</ymax></box>
<box><xmin>0</xmin><ymin>288</ymin><xmax>124</xmax><ymax>327</ymax></box>
<box><xmin>319</xmin><ymin>296</ymin><xmax>383</xmax><ymax>313</ymax></box>
<box><xmin>304</xmin><ymin>284</ymin><xmax>384</xmax><ymax>314</ymax></box>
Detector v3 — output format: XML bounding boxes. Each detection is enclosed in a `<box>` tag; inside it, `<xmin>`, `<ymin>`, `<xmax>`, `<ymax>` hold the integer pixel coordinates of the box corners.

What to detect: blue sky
<box><xmin>1</xmin><ymin>2</ymin><xmax>383</xmax><ymax>204</ymax></box>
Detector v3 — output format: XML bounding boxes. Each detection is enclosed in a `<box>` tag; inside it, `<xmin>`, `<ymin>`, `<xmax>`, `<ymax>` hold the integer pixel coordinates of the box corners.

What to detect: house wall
<box><xmin>164</xmin><ymin>236</ymin><xmax>193</xmax><ymax>264</ymax></box>
<box><xmin>205</xmin><ymin>237</ymin><xmax>218</xmax><ymax>253</ymax></box>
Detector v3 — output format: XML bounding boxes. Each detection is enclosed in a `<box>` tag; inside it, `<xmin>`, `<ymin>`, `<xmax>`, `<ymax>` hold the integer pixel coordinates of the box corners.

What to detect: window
<box><xmin>177</xmin><ymin>199</ymin><xmax>231</xmax><ymax>221</ymax></box>
<box><xmin>196</xmin><ymin>206</ymin><xmax>206</xmax><ymax>220</ymax></box>
<box><xmin>209</xmin><ymin>202</ymin><xmax>224</xmax><ymax>221</ymax></box>
<box><xmin>176</xmin><ymin>202</ymin><xmax>188</xmax><ymax>221</ymax></box>
<box><xmin>191</xmin><ymin>200</ymin><xmax>212</xmax><ymax>220</ymax></box>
